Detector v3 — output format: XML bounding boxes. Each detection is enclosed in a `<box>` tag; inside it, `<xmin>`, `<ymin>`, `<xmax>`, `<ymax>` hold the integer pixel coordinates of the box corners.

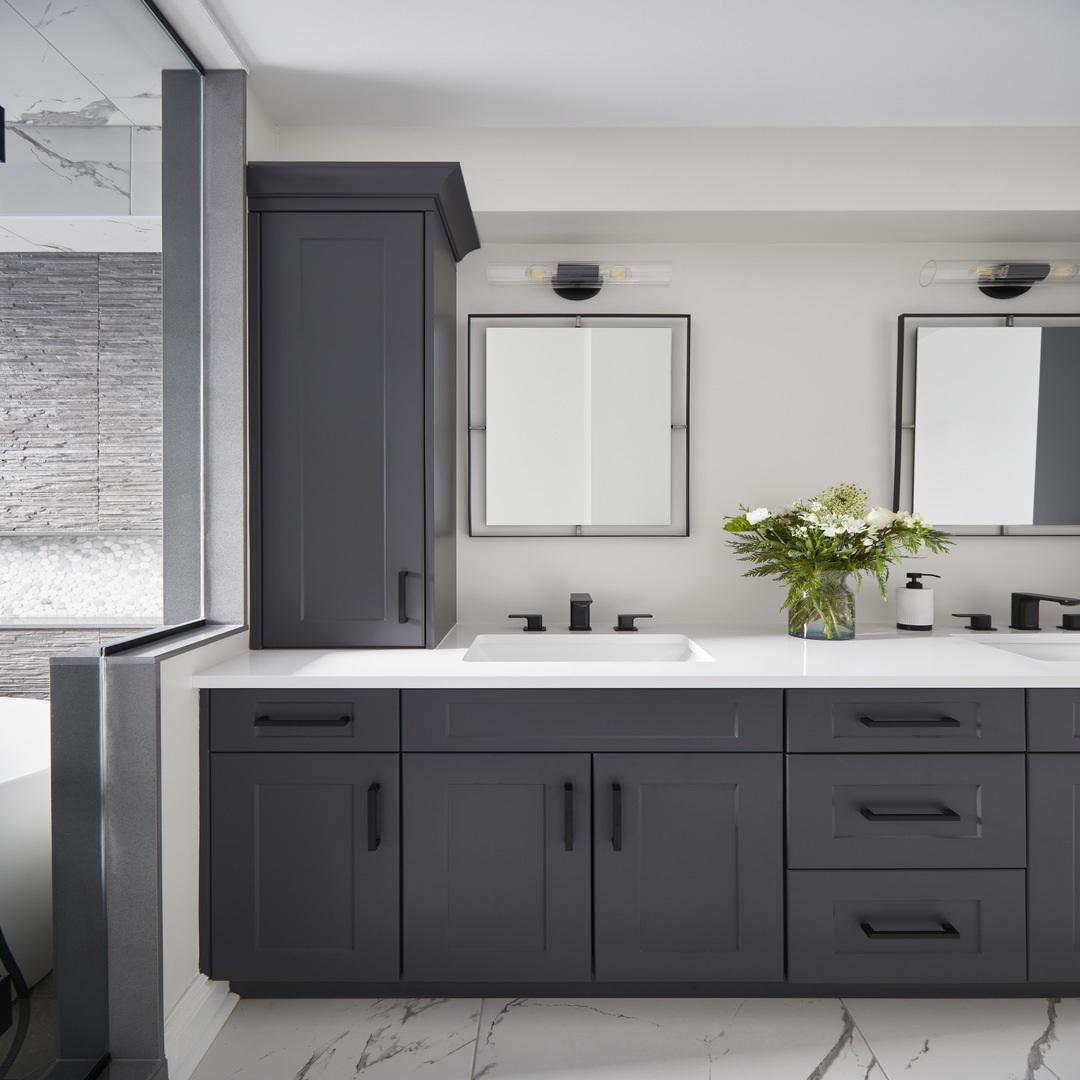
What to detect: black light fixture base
<box><xmin>554</xmin><ymin>285</ymin><xmax>602</xmax><ymax>301</ymax></box>
<box><xmin>978</xmin><ymin>285</ymin><xmax>1033</xmax><ymax>299</ymax></box>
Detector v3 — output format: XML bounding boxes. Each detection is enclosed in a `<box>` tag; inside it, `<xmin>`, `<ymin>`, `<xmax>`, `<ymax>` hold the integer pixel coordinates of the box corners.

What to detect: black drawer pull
<box><xmin>612</xmin><ymin>783</ymin><xmax>622</xmax><ymax>852</ymax></box>
<box><xmin>564</xmin><ymin>783</ymin><xmax>574</xmax><ymax>852</ymax></box>
<box><xmin>254</xmin><ymin>715</ymin><xmax>350</xmax><ymax>727</ymax></box>
<box><xmin>858</xmin><ymin>715</ymin><xmax>961</xmax><ymax>728</ymax></box>
<box><xmin>398</xmin><ymin>570</ymin><xmax>410</xmax><ymax>624</ymax></box>
<box><xmin>367</xmin><ymin>783</ymin><xmax>380</xmax><ymax>851</ymax></box>
<box><xmin>861</xmin><ymin>920</ymin><xmax>960</xmax><ymax>940</ymax></box>
<box><xmin>860</xmin><ymin>806</ymin><xmax>961</xmax><ymax>821</ymax></box>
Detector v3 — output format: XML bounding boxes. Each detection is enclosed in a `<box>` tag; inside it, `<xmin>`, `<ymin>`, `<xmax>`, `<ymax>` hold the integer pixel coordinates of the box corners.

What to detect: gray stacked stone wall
<box><xmin>0</xmin><ymin>253</ymin><xmax>164</xmax><ymax>696</ymax></box>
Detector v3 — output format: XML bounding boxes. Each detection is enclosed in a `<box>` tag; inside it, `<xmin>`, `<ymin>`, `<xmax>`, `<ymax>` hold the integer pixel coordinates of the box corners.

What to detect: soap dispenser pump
<box><xmin>896</xmin><ymin>572</ymin><xmax>940</xmax><ymax>631</ymax></box>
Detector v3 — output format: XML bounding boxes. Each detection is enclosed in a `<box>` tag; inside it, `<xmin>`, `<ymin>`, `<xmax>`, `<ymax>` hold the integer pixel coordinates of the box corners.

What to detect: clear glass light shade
<box><xmin>920</xmin><ymin>259</ymin><xmax>1080</xmax><ymax>287</ymax></box>
<box><xmin>486</xmin><ymin>262</ymin><xmax>672</xmax><ymax>286</ymax></box>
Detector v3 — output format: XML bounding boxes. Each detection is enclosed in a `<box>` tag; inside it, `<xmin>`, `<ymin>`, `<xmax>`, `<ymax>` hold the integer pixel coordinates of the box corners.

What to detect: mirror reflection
<box><xmin>469</xmin><ymin>315</ymin><xmax>690</xmax><ymax>537</ymax></box>
<box><xmin>910</xmin><ymin>325</ymin><xmax>1080</xmax><ymax>528</ymax></box>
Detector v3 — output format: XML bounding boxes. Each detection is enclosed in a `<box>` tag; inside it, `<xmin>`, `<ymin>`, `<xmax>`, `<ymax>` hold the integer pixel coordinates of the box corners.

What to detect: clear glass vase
<box><xmin>787</xmin><ymin>570</ymin><xmax>855</xmax><ymax>640</ymax></box>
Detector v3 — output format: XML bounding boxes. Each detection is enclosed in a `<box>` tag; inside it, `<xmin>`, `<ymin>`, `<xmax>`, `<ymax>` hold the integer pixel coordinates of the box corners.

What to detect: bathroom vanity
<box><xmin>193</xmin><ymin>626</ymin><xmax>1080</xmax><ymax>997</ymax></box>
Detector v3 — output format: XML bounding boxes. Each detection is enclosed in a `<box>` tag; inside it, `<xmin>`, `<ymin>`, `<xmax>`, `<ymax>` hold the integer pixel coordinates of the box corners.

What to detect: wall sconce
<box><xmin>920</xmin><ymin>259</ymin><xmax>1080</xmax><ymax>299</ymax></box>
<box><xmin>487</xmin><ymin>262</ymin><xmax>672</xmax><ymax>301</ymax></box>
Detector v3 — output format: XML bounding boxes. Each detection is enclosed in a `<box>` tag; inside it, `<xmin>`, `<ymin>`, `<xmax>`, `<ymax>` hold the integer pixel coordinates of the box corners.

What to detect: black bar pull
<box><xmin>564</xmin><ymin>783</ymin><xmax>573</xmax><ymax>851</ymax></box>
<box><xmin>367</xmin><ymin>783</ymin><xmax>380</xmax><ymax>851</ymax></box>
<box><xmin>861</xmin><ymin>920</ymin><xmax>960</xmax><ymax>940</ymax></box>
<box><xmin>398</xmin><ymin>570</ymin><xmax>410</xmax><ymax>624</ymax></box>
<box><xmin>860</xmin><ymin>806</ymin><xmax>961</xmax><ymax>821</ymax></box>
<box><xmin>254</xmin><ymin>715</ymin><xmax>350</xmax><ymax>727</ymax></box>
<box><xmin>612</xmin><ymin>783</ymin><xmax>622</xmax><ymax>852</ymax></box>
<box><xmin>859</xmin><ymin>715</ymin><xmax>961</xmax><ymax>728</ymax></box>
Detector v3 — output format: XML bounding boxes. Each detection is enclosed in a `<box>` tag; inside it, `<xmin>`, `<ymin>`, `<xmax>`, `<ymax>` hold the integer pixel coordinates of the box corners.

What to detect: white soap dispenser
<box><xmin>896</xmin><ymin>572</ymin><xmax>940</xmax><ymax>631</ymax></box>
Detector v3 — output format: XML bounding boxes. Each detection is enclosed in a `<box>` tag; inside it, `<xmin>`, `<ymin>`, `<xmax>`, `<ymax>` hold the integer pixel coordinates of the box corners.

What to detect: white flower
<box><xmin>841</xmin><ymin>516</ymin><xmax>867</xmax><ymax>534</ymax></box>
<box><xmin>746</xmin><ymin>507</ymin><xmax>771</xmax><ymax>525</ymax></box>
<box><xmin>865</xmin><ymin>507</ymin><xmax>898</xmax><ymax>529</ymax></box>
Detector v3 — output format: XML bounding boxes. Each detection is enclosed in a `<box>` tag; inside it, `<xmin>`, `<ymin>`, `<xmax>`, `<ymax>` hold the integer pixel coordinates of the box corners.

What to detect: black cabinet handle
<box><xmin>367</xmin><ymin>783</ymin><xmax>380</xmax><ymax>851</ymax></box>
<box><xmin>860</xmin><ymin>920</ymin><xmax>960</xmax><ymax>939</ymax></box>
<box><xmin>254</xmin><ymin>715</ymin><xmax>350</xmax><ymax>727</ymax></box>
<box><xmin>860</xmin><ymin>806</ymin><xmax>961</xmax><ymax>821</ymax></box>
<box><xmin>398</xmin><ymin>570</ymin><xmax>410</xmax><ymax>624</ymax></box>
<box><xmin>564</xmin><ymin>783</ymin><xmax>573</xmax><ymax>851</ymax></box>
<box><xmin>612</xmin><ymin>783</ymin><xmax>622</xmax><ymax>852</ymax></box>
<box><xmin>858</xmin><ymin>715</ymin><xmax>961</xmax><ymax>728</ymax></box>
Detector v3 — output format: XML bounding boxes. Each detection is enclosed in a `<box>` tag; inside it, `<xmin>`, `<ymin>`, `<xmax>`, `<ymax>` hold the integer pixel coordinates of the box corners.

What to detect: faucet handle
<box><xmin>615</xmin><ymin>614</ymin><xmax>653</xmax><ymax>632</ymax></box>
<box><xmin>1059</xmin><ymin>613</ymin><xmax>1080</xmax><ymax>631</ymax></box>
<box><xmin>508</xmin><ymin>613</ymin><xmax>546</xmax><ymax>632</ymax></box>
<box><xmin>952</xmin><ymin>613</ymin><xmax>997</xmax><ymax>632</ymax></box>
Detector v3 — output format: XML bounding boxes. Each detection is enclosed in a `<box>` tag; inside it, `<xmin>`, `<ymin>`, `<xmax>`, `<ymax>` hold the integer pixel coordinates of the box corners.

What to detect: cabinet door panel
<box><xmin>1028</xmin><ymin>755</ymin><xmax>1080</xmax><ymax>980</ymax></box>
<box><xmin>402</xmin><ymin>753</ymin><xmax>591</xmax><ymax>981</ymax></box>
<box><xmin>787</xmin><ymin>753</ymin><xmax>1025</xmax><ymax>869</ymax></box>
<box><xmin>788</xmin><ymin>869</ymin><xmax>1026</xmax><ymax>984</ymax></box>
<box><xmin>210</xmin><ymin>753</ymin><xmax>398</xmax><ymax>982</ymax></box>
<box><xmin>593</xmin><ymin>754</ymin><xmax>783</xmax><ymax>981</ymax></box>
<box><xmin>786</xmin><ymin>689</ymin><xmax>1025</xmax><ymax>752</ymax></box>
<box><xmin>402</xmin><ymin>689</ymin><xmax>782</xmax><ymax>752</ymax></box>
<box><xmin>258</xmin><ymin>211</ymin><xmax>425</xmax><ymax>647</ymax></box>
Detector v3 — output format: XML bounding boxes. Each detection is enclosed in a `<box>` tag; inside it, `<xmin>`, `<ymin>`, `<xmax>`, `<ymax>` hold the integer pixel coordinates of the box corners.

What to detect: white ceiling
<box><xmin>183</xmin><ymin>0</ymin><xmax>1080</xmax><ymax>127</ymax></box>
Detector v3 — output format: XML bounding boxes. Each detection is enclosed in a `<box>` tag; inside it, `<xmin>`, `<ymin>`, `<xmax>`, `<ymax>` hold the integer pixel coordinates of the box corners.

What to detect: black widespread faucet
<box><xmin>1009</xmin><ymin>592</ymin><xmax>1080</xmax><ymax>631</ymax></box>
<box><xmin>569</xmin><ymin>593</ymin><xmax>593</xmax><ymax>632</ymax></box>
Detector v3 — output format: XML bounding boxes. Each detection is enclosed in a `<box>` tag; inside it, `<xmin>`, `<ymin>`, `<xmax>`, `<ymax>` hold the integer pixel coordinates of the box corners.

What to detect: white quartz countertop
<box><xmin>191</xmin><ymin>623</ymin><xmax>1080</xmax><ymax>689</ymax></box>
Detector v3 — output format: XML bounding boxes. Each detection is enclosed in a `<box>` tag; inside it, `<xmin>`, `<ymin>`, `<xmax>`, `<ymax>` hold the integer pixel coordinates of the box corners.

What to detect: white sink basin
<box><xmin>462</xmin><ymin>633</ymin><xmax>713</xmax><ymax>663</ymax></box>
<box><xmin>959</xmin><ymin>633</ymin><xmax>1080</xmax><ymax>663</ymax></box>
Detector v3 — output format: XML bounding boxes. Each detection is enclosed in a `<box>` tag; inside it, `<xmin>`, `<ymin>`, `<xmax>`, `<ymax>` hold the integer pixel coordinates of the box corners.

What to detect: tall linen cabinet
<box><xmin>248</xmin><ymin>163</ymin><xmax>479</xmax><ymax>647</ymax></box>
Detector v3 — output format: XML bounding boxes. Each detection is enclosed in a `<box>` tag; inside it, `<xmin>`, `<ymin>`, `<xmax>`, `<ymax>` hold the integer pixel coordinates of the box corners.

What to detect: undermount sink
<box><xmin>462</xmin><ymin>633</ymin><xmax>713</xmax><ymax>663</ymax></box>
<box><xmin>959</xmin><ymin>633</ymin><xmax>1080</xmax><ymax>663</ymax></box>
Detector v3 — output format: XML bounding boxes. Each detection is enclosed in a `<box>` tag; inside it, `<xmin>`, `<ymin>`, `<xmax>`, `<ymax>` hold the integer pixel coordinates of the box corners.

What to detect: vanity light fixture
<box><xmin>920</xmin><ymin>259</ymin><xmax>1080</xmax><ymax>299</ymax></box>
<box><xmin>487</xmin><ymin>261</ymin><xmax>672</xmax><ymax>301</ymax></box>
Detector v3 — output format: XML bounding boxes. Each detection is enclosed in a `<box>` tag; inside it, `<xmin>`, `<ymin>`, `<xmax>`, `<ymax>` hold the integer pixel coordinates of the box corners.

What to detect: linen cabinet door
<box><xmin>1029</xmin><ymin>754</ymin><xmax>1080</xmax><ymax>980</ymax></box>
<box><xmin>256</xmin><ymin>211</ymin><xmax>426</xmax><ymax>647</ymax></box>
<box><xmin>209</xmin><ymin>753</ymin><xmax>399</xmax><ymax>983</ymax></box>
<box><xmin>402</xmin><ymin>753</ymin><xmax>591</xmax><ymax>982</ymax></box>
<box><xmin>592</xmin><ymin>753</ymin><xmax>784</xmax><ymax>982</ymax></box>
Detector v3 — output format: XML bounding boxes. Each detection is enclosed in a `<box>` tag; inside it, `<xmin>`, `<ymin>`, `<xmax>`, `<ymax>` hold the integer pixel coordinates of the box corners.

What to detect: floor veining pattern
<box><xmin>187</xmin><ymin>996</ymin><xmax>1078</xmax><ymax>1080</ymax></box>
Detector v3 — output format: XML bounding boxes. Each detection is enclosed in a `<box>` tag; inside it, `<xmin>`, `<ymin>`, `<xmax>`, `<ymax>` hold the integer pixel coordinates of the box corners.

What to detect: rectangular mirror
<box><xmin>894</xmin><ymin>314</ymin><xmax>1080</xmax><ymax>534</ymax></box>
<box><xmin>469</xmin><ymin>314</ymin><xmax>689</xmax><ymax>536</ymax></box>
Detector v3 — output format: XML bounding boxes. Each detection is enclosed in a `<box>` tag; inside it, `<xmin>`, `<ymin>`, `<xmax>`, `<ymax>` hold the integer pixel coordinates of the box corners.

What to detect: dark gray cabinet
<box><xmin>402</xmin><ymin>753</ymin><xmax>592</xmax><ymax>982</ymax></box>
<box><xmin>248</xmin><ymin>163</ymin><xmax>479</xmax><ymax>648</ymax></box>
<box><xmin>201</xmin><ymin>683</ymin><xmax>1069</xmax><ymax>992</ymax></box>
<box><xmin>592</xmin><ymin>753</ymin><xmax>783</xmax><ymax>982</ymax></box>
<box><xmin>1028</xmin><ymin>754</ymin><xmax>1080</xmax><ymax>980</ymax></box>
<box><xmin>209</xmin><ymin>752</ymin><xmax>399</xmax><ymax>982</ymax></box>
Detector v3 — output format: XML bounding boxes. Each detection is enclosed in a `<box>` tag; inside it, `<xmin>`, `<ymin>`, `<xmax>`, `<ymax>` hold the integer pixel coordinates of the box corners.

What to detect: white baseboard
<box><xmin>164</xmin><ymin>974</ymin><xmax>238</xmax><ymax>1080</ymax></box>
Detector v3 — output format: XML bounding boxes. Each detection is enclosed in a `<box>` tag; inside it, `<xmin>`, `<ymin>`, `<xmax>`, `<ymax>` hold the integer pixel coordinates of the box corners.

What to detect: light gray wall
<box><xmin>456</xmin><ymin>240</ymin><xmax>1080</xmax><ymax>632</ymax></box>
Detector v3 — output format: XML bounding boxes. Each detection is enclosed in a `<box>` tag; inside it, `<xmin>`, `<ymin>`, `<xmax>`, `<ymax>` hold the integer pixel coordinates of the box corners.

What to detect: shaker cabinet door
<box><xmin>402</xmin><ymin>753</ymin><xmax>592</xmax><ymax>981</ymax></box>
<box><xmin>209</xmin><ymin>752</ymin><xmax>399</xmax><ymax>982</ymax></box>
<box><xmin>592</xmin><ymin>753</ymin><xmax>784</xmax><ymax>982</ymax></box>
<box><xmin>256</xmin><ymin>211</ymin><xmax>426</xmax><ymax>647</ymax></box>
<box><xmin>1028</xmin><ymin>754</ymin><xmax>1080</xmax><ymax>980</ymax></box>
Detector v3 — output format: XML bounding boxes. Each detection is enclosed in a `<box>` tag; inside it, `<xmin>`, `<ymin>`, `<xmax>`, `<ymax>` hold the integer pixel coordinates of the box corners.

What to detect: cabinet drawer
<box><xmin>786</xmin><ymin>689</ymin><xmax>1025</xmax><ymax>752</ymax></box>
<box><xmin>787</xmin><ymin>754</ymin><xmax>1025</xmax><ymax>869</ymax></box>
<box><xmin>787</xmin><ymin>869</ymin><xmax>1026</xmax><ymax>984</ymax></box>
<box><xmin>207</xmin><ymin>689</ymin><xmax>398</xmax><ymax>752</ymax></box>
<box><xmin>1027</xmin><ymin>689</ymin><xmax>1080</xmax><ymax>751</ymax></box>
<box><xmin>401</xmin><ymin>689</ymin><xmax>782</xmax><ymax>752</ymax></box>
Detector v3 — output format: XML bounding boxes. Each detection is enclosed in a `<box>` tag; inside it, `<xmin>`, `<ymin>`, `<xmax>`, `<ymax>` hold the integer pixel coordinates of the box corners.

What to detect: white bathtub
<box><xmin>0</xmin><ymin>698</ymin><xmax>53</xmax><ymax>989</ymax></box>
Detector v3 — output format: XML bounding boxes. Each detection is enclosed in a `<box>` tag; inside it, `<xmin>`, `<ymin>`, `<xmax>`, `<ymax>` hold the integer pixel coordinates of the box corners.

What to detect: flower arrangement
<box><xmin>723</xmin><ymin>483</ymin><xmax>953</xmax><ymax>639</ymax></box>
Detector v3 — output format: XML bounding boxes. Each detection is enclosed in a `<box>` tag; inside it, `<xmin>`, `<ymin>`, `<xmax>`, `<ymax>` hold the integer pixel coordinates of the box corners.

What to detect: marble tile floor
<box><xmin>188</xmin><ymin>995</ymin><xmax>1079</xmax><ymax>1080</ymax></box>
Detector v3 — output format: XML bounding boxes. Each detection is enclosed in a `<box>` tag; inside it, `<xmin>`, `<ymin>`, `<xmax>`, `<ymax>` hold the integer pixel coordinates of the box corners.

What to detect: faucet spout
<box><xmin>1009</xmin><ymin>592</ymin><xmax>1080</xmax><ymax>631</ymax></box>
<box><xmin>569</xmin><ymin>593</ymin><xmax>593</xmax><ymax>632</ymax></box>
